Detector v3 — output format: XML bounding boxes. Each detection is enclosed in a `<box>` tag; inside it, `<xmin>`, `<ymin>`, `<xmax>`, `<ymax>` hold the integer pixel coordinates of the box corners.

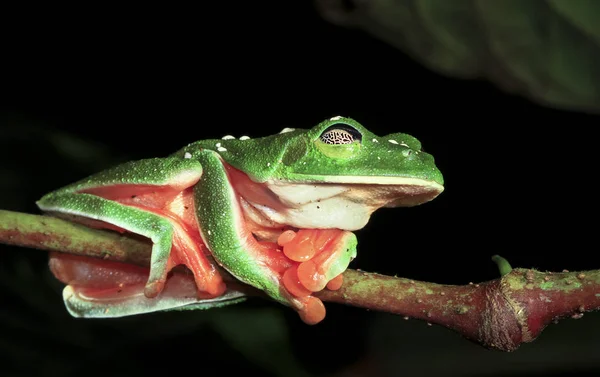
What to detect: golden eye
<box><xmin>319</xmin><ymin>125</ymin><xmax>362</xmax><ymax>145</ymax></box>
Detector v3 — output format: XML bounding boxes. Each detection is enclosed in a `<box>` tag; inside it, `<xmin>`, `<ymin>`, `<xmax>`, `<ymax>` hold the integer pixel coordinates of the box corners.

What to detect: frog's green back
<box><xmin>177</xmin><ymin>117</ymin><xmax>444</xmax><ymax>187</ymax></box>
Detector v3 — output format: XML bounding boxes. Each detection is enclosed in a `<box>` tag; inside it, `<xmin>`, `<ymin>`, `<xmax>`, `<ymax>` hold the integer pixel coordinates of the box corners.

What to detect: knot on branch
<box><xmin>478</xmin><ymin>274</ymin><xmax>532</xmax><ymax>352</ymax></box>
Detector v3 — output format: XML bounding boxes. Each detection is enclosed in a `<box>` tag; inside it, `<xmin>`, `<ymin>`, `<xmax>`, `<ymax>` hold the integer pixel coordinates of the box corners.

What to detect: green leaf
<box><xmin>316</xmin><ymin>0</ymin><xmax>600</xmax><ymax>113</ymax></box>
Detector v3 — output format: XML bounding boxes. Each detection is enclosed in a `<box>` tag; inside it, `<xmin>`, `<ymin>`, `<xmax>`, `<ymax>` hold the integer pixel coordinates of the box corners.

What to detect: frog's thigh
<box><xmin>39</xmin><ymin>191</ymin><xmax>175</xmax><ymax>297</ymax></box>
<box><xmin>38</xmin><ymin>158</ymin><xmax>206</xmax><ymax>297</ymax></box>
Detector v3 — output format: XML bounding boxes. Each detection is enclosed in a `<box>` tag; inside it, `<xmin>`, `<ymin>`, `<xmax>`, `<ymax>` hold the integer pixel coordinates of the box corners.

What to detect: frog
<box><xmin>37</xmin><ymin>116</ymin><xmax>444</xmax><ymax>324</ymax></box>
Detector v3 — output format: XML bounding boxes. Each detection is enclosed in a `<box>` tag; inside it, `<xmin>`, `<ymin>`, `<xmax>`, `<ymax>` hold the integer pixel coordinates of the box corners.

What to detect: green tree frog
<box><xmin>37</xmin><ymin>116</ymin><xmax>444</xmax><ymax>324</ymax></box>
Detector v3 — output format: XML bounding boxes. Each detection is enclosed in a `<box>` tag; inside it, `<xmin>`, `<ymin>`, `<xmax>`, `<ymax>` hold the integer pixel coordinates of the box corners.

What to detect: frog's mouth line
<box><xmin>267</xmin><ymin>177</ymin><xmax>443</xmax><ymax>205</ymax></box>
<box><xmin>266</xmin><ymin>176</ymin><xmax>444</xmax><ymax>207</ymax></box>
<box><xmin>274</xmin><ymin>174</ymin><xmax>444</xmax><ymax>188</ymax></box>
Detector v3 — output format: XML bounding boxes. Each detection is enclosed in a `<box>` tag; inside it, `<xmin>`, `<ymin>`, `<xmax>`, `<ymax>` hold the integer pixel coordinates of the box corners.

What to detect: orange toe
<box><xmin>326</xmin><ymin>274</ymin><xmax>344</xmax><ymax>291</ymax></box>
<box><xmin>282</xmin><ymin>265</ymin><xmax>312</xmax><ymax>297</ymax></box>
<box><xmin>298</xmin><ymin>296</ymin><xmax>326</xmax><ymax>325</ymax></box>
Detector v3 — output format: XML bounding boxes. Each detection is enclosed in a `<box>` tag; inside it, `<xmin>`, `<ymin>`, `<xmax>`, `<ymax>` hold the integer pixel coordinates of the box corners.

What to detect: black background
<box><xmin>2</xmin><ymin>2</ymin><xmax>599</xmax><ymax>376</ymax></box>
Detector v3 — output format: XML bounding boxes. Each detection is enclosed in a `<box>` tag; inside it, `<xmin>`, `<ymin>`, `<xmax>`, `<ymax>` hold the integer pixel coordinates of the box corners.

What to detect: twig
<box><xmin>1</xmin><ymin>209</ymin><xmax>598</xmax><ymax>352</ymax></box>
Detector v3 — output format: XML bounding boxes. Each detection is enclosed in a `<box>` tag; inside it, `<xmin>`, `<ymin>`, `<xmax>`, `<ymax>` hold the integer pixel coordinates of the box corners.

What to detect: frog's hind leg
<box><xmin>50</xmin><ymin>252</ymin><xmax>245</xmax><ymax>317</ymax></box>
<box><xmin>37</xmin><ymin>157</ymin><xmax>225</xmax><ymax>299</ymax></box>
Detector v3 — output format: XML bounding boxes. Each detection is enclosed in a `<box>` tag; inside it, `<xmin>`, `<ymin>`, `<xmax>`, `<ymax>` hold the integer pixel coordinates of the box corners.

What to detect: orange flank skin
<box><xmin>117</xmin><ymin>187</ymin><xmax>226</xmax><ymax>297</ymax></box>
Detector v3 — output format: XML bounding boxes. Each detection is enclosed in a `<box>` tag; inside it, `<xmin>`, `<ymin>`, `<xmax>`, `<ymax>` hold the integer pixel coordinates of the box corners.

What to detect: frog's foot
<box><xmin>50</xmin><ymin>252</ymin><xmax>150</xmax><ymax>292</ymax></box>
<box><xmin>276</xmin><ymin>229</ymin><xmax>357</xmax><ymax>324</ymax></box>
<box><xmin>49</xmin><ymin>252</ymin><xmax>244</xmax><ymax>317</ymax></box>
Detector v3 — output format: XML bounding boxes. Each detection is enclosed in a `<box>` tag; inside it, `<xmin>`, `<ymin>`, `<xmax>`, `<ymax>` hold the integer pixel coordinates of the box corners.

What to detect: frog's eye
<box><xmin>319</xmin><ymin>124</ymin><xmax>362</xmax><ymax>145</ymax></box>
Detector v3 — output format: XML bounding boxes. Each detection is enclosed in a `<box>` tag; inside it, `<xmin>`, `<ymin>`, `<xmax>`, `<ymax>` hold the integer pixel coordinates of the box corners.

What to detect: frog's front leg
<box><xmin>37</xmin><ymin>157</ymin><xmax>226</xmax><ymax>300</ymax></box>
<box><xmin>194</xmin><ymin>150</ymin><xmax>357</xmax><ymax>324</ymax></box>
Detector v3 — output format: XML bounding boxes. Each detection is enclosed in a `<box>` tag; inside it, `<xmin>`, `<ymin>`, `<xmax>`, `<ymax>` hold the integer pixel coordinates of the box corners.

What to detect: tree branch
<box><xmin>1</xmin><ymin>209</ymin><xmax>598</xmax><ymax>352</ymax></box>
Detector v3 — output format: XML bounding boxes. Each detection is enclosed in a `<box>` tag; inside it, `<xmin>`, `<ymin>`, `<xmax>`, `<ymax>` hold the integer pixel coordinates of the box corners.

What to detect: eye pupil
<box><xmin>321</xmin><ymin>129</ymin><xmax>354</xmax><ymax>144</ymax></box>
<box><xmin>320</xmin><ymin>124</ymin><xmax>362</xmax><ymax>145</ymax></box>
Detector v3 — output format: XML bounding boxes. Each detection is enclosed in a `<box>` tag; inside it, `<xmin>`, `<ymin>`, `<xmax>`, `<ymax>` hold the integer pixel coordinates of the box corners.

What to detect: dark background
<box><xmin>2</xmin><ymin>2</ymin><xmax>599</xmax><ymax>376</ymax></box>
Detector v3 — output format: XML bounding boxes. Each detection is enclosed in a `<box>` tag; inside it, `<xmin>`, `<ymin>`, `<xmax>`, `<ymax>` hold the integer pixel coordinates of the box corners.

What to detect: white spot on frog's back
<box><xmin>388</xmin><ymin>139</ymin><xmax>399</xmax><ymax>145</ymax></box>
<box><xmin>330</xmin><ymin>115</ymin><xmax>343</xmax><ymax>121</ymax></box>
<box><xmin>279</xmin><ymin>128</ymin><xmax>295</xmax><ymax>134</ymax></box>
<box><xmin>184</xmin><ymin>152</ymin><xmax>192</xmax><ymax>159</ymax></box>
<box><xmin>239</xmin><ymin>136</ymin><xmax>250</xmax><ymax>140</ymax></box>
<box><xmin>217</xmin><ymin>146</ymin><xmax>227</xmax><ymax>152</ymax></box>
<box><xmin>372</xmin><ymin>138</ymin><xmax>378</xmax><ymax>143</ymax></box>
<box><xmin>400</xmin><ymin>142</ymin><xmax>409</xmax><ymax>148</ymax></box>
<box><xmin>222</xmin><ymin>135</ymin><xmax>235</xmax><ymax>140</ymax></box>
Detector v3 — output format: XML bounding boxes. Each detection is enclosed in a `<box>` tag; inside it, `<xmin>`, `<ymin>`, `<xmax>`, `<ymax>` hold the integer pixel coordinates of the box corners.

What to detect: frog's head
<box><xmin>216</xmin><ymin>116</ymin><xmax>444</xmax><ymax>232</ymax></box>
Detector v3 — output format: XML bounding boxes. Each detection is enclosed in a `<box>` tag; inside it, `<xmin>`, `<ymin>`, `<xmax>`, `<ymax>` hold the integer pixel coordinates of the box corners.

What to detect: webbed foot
<box><xmin>276</xmin><ymin>229</ymin><xmax>357</xmax><ymax>324</ymax></box>
<box><xmin>50</xmin><ymin>252</ymin><xmax>244</xmax><ymax>317</ymax></box>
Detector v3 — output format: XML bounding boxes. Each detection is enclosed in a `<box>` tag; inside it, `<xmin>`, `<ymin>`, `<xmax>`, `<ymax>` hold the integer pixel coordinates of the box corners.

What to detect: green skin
<box><xmin>37</xmin><ymin>116</ymin><xmax>444</xmax><ymax>319</ymax></box>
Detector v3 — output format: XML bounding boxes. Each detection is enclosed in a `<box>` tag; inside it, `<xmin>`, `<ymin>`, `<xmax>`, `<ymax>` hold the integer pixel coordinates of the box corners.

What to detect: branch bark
<box><xmin>1</xmin><ymin>209</ymin><xmax>598</xmax><ymax>352</ymax></box>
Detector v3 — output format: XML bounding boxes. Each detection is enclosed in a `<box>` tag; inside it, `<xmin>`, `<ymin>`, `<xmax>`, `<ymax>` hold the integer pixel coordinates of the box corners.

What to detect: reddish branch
<box><xmin>1</xmin><ymin>209</ymin><xmax>598</xmax><ymax>352</ymax></box>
